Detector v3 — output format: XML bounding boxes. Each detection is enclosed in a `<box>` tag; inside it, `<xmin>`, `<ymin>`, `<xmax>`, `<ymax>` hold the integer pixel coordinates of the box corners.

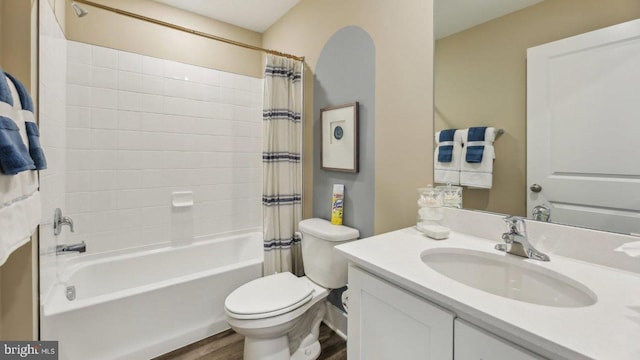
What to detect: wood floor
<box><xmin>154</xmin><ymin>323</ymin><xmax>346</xmax><ymax>360</ymax></box>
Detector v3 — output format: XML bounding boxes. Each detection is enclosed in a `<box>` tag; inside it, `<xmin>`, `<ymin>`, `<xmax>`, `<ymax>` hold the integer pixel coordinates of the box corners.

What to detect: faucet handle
<box><xmin>62</xmin><ymin>216</ymin><xmax>75</xmax><ymax>232</ymax></box>
<box><xmin>503</xmin><ymin>216</ymin><xmax>525</xmax><ymax>234</ymax></box>
<box><xmin>54</xmin><ymin>208</ymin><xmax>75</xmax><ymax>236</ymax></box>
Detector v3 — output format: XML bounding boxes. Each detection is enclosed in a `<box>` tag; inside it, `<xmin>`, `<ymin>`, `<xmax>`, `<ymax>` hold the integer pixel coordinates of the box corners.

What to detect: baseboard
<box><xmin>322</xmin><ymin>300</ymin><xmax>347</xmax><ymax>340</ymax></box>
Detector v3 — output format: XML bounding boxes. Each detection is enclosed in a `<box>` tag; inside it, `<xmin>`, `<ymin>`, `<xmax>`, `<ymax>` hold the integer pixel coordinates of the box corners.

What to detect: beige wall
<box><xmin>263</xmin><ymin>0</ymin><xmax>435</xmax><ymax>234</ymax></box>
<box><xmin>435</xmin><ymin>0</ymin><xmax>640</xmax><ymax>217</ymax></box>
<box><xmin>47</xmin><ymin>0</ymin><xmax>66</xmax><ymax>33</ymax></box>
<box><xmin>65</xmin><ymin>0</ymin><xmax>263</xmax><ymax>77</ymax></box>
<box><xmin>0</xmin><ymin>0</ymin><xmax>38</xmax><ymax>341</ymax></box>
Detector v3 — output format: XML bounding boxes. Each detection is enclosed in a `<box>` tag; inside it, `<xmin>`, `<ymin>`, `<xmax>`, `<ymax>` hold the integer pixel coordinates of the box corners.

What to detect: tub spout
<box><xmin>56</xmin><ymin>241</ymin><xmax>86</xmax><ymax>254</ymax></box>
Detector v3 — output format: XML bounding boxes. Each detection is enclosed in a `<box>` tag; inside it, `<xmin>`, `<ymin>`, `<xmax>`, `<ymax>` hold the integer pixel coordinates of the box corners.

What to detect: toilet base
<box><xmin>244</xmin><ymin>335</ymin><xmax>290</xmax><ymax>360</ymax></box>
<box><xmin>291</xmin><ymin>340</ymin><xmax>321</xmax><ymax>360</ymax></box>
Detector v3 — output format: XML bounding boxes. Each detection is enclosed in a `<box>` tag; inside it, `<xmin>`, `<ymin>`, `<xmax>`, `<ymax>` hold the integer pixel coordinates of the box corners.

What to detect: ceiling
<box><xmin>435</xmin><ymin>0</ymin><xmax>544</xmax><ymax>39</ymax></box>
<box><xmin>151</xmin><ymin>0</ymin><xmax>542</xmax><ymax>37</ymax></box>
<box><xmin>151</xmin><ymin>0</ymin><xmax>301</xmax><ymax>33</ymax></box>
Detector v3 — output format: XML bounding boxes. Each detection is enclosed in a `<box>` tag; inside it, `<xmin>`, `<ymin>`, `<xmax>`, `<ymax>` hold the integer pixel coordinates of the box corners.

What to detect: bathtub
<box><xmin>41</xmin><ymin>230</ymin><xmax>263</xmax><ymax>360</ymax></box>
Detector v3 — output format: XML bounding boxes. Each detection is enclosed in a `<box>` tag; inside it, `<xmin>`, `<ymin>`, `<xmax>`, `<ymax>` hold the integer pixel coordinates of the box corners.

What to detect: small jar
<box><xmin>436</xmin><ymin>184</ymin><xmax>463</xmax><ymax>208</ymax></box>
<box><xmin>417</xmin><ymin>185</ymin><xmax>443</xmax><ymax>225</ymax></box>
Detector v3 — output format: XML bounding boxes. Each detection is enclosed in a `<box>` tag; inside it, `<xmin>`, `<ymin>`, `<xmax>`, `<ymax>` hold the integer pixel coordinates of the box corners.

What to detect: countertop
<box><xmin>336</xmin><ymin>227</ymin><xmax>640</xmax><ymax>360</ymax></box>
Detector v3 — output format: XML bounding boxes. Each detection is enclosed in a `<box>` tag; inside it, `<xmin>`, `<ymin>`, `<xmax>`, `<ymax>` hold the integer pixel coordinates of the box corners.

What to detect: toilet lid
<box><xmin>225</xmin><ymin>272</ymin><xmax>314</xmax><ymax>319</ymax></box>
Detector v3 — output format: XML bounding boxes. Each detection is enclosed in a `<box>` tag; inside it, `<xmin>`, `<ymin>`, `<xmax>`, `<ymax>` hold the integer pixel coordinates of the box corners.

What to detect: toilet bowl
<box><xmin>224</xmin><ymin>218</ymin><xmax>359</xmax><ymax>360</ymax></box>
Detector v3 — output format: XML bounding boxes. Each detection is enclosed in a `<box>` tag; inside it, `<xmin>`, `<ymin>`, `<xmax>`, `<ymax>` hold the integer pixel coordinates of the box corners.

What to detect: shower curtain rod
<box><xmin>72</xmin><ymin>0</ymin><xmax>305</xmax><ymax>62</ymax></box>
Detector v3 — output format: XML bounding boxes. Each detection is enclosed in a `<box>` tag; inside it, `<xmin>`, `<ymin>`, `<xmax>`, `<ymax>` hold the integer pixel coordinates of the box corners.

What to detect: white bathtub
<box><xmin>41</xmin><ymin>230</ymin><xmax>263</xmax><ymax>360</ymax></box>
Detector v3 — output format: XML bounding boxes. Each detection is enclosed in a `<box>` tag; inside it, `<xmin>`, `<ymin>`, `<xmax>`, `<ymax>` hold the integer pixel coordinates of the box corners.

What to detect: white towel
<box><xmin>460</xmin><ymin>127</ymin><xmax>496</xmax><ymax>189</ymax></box>
<box><xmin>0</xmin><ymin>76</ymin><xmax>41</xmax><ymax>266</ymax></box>
<box><xmin>434</xmin><ymin>130</ymin><xmax>462</xmax><ymax>185</ymax></box>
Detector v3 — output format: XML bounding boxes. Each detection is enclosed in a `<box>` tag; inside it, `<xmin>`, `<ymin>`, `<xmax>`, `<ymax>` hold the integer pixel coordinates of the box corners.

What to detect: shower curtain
<box><xmin>262</xmin><ymin>55</ymin><xmax>304</xmax><ymax>276</ymax></box>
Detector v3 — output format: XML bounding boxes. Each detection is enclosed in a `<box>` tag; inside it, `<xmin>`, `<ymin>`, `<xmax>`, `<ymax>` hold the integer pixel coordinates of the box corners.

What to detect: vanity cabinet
<box><xmin>348</xmin><ymin>265</ymin><xmax>454</xmax><ymax>359</ymax></box>
<box><xmin>348</xmin><ymin>265</ymin><xmax>547</xmax><ymax>360</ymax></box>
<box><xmin>454</xmin><ymin>319</ymin><xmax>545</xmax><ymax>360</ymax></box>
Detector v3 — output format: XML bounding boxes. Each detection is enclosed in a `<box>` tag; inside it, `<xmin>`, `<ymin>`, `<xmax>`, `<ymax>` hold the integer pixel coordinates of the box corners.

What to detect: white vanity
<box><xmin>336</xmin><ymin>208</ymin><xmax>640</xmax><ymax>360</ymax></box>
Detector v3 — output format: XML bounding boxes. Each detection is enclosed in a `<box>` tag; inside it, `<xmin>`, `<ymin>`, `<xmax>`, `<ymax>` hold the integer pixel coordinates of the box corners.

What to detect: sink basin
<box><xmin>421</xmin><ymin>248</ymin><xmax>597</xmax><ymax>308</ymax></box>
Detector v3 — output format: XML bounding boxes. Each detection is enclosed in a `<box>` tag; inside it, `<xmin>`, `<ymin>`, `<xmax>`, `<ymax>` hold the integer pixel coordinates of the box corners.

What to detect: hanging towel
<box><xmin>6</xmin><ymin>73</ymin><xmax>46</xmax><ymax>170</ymax></box>
<box><xmin>0</xmin><ymin>72</ymin><xmax>42</xmax><ymax>266</ymax></box>
<box><xmin>460</xmin><ymin>127</ymin><xmax>496</xmax><ymax>189</ymax></box>
<box><xmin>465</xmin><ymin>126</ymin><xmax>488</xmax><ymax>163</ymax></box>
<box><xmin>434</xmin><ymin>129</ymin><xmax>462</xmax><ymax>185</ymax></box>
<box><xmin>0</xmin><ymin>116</ymin><xmax>35</xmax><ymax>174</ymax></box>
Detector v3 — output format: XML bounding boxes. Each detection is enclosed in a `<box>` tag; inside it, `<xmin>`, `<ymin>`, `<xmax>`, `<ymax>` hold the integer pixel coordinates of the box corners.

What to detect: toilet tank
<box><xmin>299</xmin><ymin>218</ymin><xmax>359</xmax><ymax>289</ymax></box>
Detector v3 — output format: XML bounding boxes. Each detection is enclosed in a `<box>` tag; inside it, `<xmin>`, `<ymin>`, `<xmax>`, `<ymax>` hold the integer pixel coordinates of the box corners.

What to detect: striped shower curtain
<box><xmin>262</xmin><ymin>55</ymin><xmax>304</xmax><ymax>276</ymax></box>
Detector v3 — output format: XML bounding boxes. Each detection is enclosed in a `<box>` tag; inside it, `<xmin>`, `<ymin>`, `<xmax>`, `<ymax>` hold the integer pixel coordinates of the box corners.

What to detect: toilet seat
<box><xmin>225</xmin><ymin>272</ymin><xmax>314</xmax><ymax>320</ymax></box>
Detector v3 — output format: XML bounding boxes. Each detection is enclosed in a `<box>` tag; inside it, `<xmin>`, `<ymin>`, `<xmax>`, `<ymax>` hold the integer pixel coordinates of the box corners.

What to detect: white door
<box><xmin>527</xmin><ymin>19</ymin><xmax>640</xmax><ymax>235</ymax></box>
<box><xmin>347</xmin><ymin>265</ymin><xmax>454</xmax><ymax>360</ymax></box>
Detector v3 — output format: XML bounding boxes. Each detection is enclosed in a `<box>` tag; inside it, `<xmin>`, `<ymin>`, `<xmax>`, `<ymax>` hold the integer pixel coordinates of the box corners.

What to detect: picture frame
<box><xmin>320</xmin><ymin>102</ymin><xmax>359</xmax><ymax>173</ymax></box>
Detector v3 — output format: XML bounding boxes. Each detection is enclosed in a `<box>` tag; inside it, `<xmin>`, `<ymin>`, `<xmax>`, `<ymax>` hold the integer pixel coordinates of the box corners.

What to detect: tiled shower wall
<box><xmin>65</xmin><ymin>41</ymin><xmax>262</xmax><ymax>254</ymax></box>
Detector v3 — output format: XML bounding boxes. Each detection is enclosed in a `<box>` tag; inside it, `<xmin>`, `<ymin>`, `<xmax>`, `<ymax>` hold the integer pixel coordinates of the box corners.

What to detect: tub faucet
<box><xmin>495</xmin><ymin>216</ymin><xmax>549</xmax><ymax>261</ymax></box>
<box><xmin>56</xmin><ymin>241</ymin><xmax>86</xmax><ymax>254</ymax></box>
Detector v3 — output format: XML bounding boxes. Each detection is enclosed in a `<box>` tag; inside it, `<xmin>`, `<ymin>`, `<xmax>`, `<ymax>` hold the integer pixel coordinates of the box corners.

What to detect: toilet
<box><xmin>224</xmin><ymin>218</ymin><xmax>359</xmax><ymax>360</ymax></box>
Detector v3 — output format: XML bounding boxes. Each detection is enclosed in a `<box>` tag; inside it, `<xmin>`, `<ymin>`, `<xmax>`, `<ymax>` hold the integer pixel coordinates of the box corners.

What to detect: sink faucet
<box><xmin>495</xmin><ymin>216</ymin><xmax>549</xmax><ymax>261</ymax></box>
<box><xmin>56</xmin><ymin>241</ymin><xmax>86</xmax><ymax>254</ymax></box>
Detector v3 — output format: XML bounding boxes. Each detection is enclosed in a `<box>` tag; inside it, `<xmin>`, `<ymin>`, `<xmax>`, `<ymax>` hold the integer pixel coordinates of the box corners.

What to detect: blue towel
<box><xmin>437</xmin><ymin>129</ymin><xmax>456</xmax><ymax>163</ymax></box>
<box><xmin>5</xmin><ymin>73</ymin><xmax>33</xmax><ymax>112</ymax></box>
<box><xmin>25</xmin><ymin>122</ymin><xmax>46</xmax><ymax>170</ymax></box>
<box><xmin>0</xmin><ymin>67</ymin><xmax>13</xmax><ymax>106</ymax></box>
<box><xmin>5</xmin><ymin>73</ymin><xmax>46</xmax><ymax>170</ymax></box>
<box><xmin>0</xmin><ymin>116</ymin><xmax>35</xmax><ymax>175</ymax></box>
<box><xmin>465</xmin><ymin>126</ymin><xmax>488</xmax><ymax>163</ymax></box>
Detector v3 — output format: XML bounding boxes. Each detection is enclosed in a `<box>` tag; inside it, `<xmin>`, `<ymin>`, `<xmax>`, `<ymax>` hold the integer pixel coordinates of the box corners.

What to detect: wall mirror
<box><xmin>434</xmin><ymin>0</ymin><xmax>640</xmax><ymax>235</ymax></box>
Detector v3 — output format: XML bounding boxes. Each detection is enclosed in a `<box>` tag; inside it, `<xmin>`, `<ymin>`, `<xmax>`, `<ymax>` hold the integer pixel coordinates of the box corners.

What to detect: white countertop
<box><xmin>336</xmin><ymin>227</ymin><xmax>640</xmax><ymax>360</ymax></box>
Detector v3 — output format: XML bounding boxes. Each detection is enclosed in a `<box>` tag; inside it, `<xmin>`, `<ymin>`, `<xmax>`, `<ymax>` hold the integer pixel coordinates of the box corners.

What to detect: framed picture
<box><xmin>321</xmin><ymin>102</ymin><xmax>359</xmax><ymax>173</ymax></box>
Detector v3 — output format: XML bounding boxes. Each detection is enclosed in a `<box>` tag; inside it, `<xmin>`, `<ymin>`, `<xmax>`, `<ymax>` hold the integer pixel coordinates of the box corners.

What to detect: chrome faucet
<box><xmin>54</xmin><ymin>208</ymin><xmax>74</xmax><ymax>236</ymax></box>
<box><xmin>495</xmin><ymin>216</ymin><xmax>549</xmax><ymax>261</ymax></box>
<box><xmin>56</xmin><ymin>241</ymin><xmax>86</xmax><ymax>254</ymax></box>
<box><xmin>532</xmin><ymin>205</ymin><xmax>551</xmax><ymax>222</ymax></box>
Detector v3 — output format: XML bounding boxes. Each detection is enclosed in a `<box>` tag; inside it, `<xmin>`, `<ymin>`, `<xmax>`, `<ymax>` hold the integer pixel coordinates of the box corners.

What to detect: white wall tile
<box><xmin>91</xmin><ymin>129</ymin><xmax>117</xmax><ymax>149</ymax></box>
<box><xmin>219</xmin><ymin>71</ymin><xmax>235</xmax><ymax>88</ymax></box>
<box><xmin>91</xmin><ymin>108</ymin><xmax>118</xmax><ymax>129</ymax></box>
<box><xmin>89</xmin><ymin>191</ymin><xmax>117</xmax><ymax>212</ymax></box>
<box><xmin>67</xmin><ymin>128</ymin><xmax>91</xmax><ymax>149</ymax></box>
<box><xmin>142</xmin><ymin>75</ymin><xmax>164</xmax><ymax>95</ymax></box>
<box><xmin>67</xmin><ymin>106</ymin><xmax>91</xmax><ymax>128</ymax></box>
<box><xmin>117</xmin><ymin>170</ymin><xmax>143</xmax><ymax>189</ymax></box>
<box><xmin>117</xmin><ymin>111</ymin><xmax>141</xmax><ymax>130</ymax></box>
<box><xmin>118</xmin><ymin>71</ymin><xmax>142</xmax><ymax>92</ymax></box>
<box><xmin>118</xmin><ymin>91</ymin><xmax>142</xmax><ymax>111</ymax></box>
<box><xmin>67</xmin><ymin>171</ymin><xmax>91</xmax><ymax>192</ymax></box>
<box><xmin>118</xmin><ymin>51</ymin><xmax>142</xmax><ymax>73</ymax></box>
<box><xmin>202</xmin><ymin>85</ymin><xmax>220</xmax><ymax>102</ymax></box>
<box><xmin>67</xmin><ymin>85</ymin><xmax>91</xmax><ymax>106</ymax></box>
<box><xmin>202</xmin><ymin>68</ymin><xmax>220</xmax><ymax>85</ymax></box>
<box><xmin>92</xmin><ymin>88</ymin><xmax>118</xmax><ymax>109</ymax></box>
<box><xmin>142</xmin><ymin>55</ymin><xmax>164</xmax><ymax>76</ymax></box>
<box><xmin>90</xmin><ymin>150</ymin><xmax>118</xmax><ymax>170</ymax></box>
<box><xmin>92</xmin><ymin>66</ymin><xmax>118</xmax><ymax>89</ymax></box>
<box><xmin>91</xmin><ymin>171</ymin><xmax>117</xmax><ymax>191</ymax></box>
<box><xmin>67</xmin><ymin>62</ymin><xmax>91</xmax><ymax>86</ymax></box>
<box><xmin>117</xmin><ymin>130</ymin><xmax>142</xmax><ymax>150</ymax></box>
<box><xmin>67</xmin><ymin>41</ymin><xmax>91</xmax><ymax>64</ymax></box>
<box><xmin>141</xmin><ymin>94</ymin><xmax>164</xmax><ymax>113</ymax></box>
<box><xmin>92</xmin><ymin>46</ymin><xmax>118</xmax><ymax>69</ymax></box>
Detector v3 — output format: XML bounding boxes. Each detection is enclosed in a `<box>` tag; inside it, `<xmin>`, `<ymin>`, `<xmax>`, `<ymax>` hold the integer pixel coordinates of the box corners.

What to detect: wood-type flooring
<box><xmin>154</xmin><ymin>323</ymin><xmax>346</xmax><ymax>360</ymax></box>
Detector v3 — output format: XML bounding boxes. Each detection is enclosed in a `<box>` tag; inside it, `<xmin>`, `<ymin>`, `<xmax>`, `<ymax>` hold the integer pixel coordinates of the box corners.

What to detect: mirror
<box><xmin>434</xmin><ymin>0</ymin><xmax>640</xmax><ymax>234</ymax></box>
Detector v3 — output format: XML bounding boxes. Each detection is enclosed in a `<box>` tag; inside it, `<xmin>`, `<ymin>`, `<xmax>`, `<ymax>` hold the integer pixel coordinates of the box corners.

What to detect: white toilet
<box><xmin>224</xmin><ymin>218</ymin><xmax>359</xmax><ymax>360</ymax></box>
